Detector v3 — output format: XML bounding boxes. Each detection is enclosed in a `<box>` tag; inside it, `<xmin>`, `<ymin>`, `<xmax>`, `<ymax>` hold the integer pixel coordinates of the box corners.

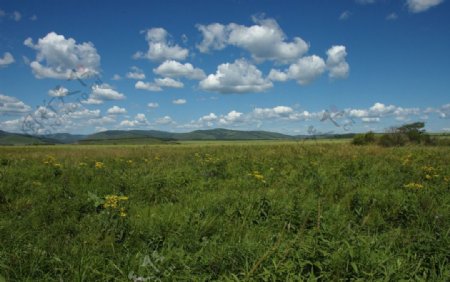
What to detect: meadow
<box><xmin>0</xmin><ymin>141</ymin><xmax>449</xmax><ymax>281</ymax></box>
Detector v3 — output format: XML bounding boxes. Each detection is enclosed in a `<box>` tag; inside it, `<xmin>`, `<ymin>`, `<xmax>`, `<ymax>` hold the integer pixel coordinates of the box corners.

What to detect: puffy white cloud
<box><xmin>268</xmin><ymin>55</ymin><xmax>328</xmax><ymax>85</ymax></box>
<box><xmin>147</xmin><ymin>102</ymin><xmax>159</xmax><ymax>108</ymax></box>
<box><xmin>155</xmin><ymin>115</ymin><xmax>174</xmax><ymax>125</ymax></box>
<box><xmin>253</xmin><ymin>106</ymin><xmax>294</xmax><ymax>119</ymax></box>
<box><xmin>107</xmin><ymin>106</ymin><xmax>127</xmax><ymax>115</ymax></box>
<box><xmin>199</xmin><ymin>113</ymin><xmax>218</xmax><ymax>122</ymax></box>
<box><xmin>0</xmin><ymin>94</ymin><xmax>31</xmax><ymax>114</ymax></box>
<box><xmin>369</xmin><ymin>102</ymin><xmax>396</xmax><ymax>116</ymax></box>
<box><xmin>69</xmin><ymin>109</ymin><xmax>101</xmax><ymax>119</ymax></box>
<box><xmin>437</xmin><ymin>103</ymin><xmax>450</xmax><ymax>118</ymax></box>
<box><xmin>120</xmin><ymin>113</ymin><xmax>149</xmax><ymax>127</ymax></box>
<box><xmin>126</xmin><ymin>66</ymin><xmax>146</xmax><ymax>79</ymax></box>
<box><xmin>326</xmin><ymin>45</ymin><xmax>349</xmax><ymax>79</ymax></box>
<box><xmin>196</xmin><ymin>23</ymin><xmax>229</xmax><ymax>53</ymax></box>
<box><xmin>155</xmin><ymin>77</ymin><xmax>183</xmax><ymax>88</ymax></box>
<box><xmin>48</xmin><ymin>86</ymin><xmax>69</xmax><ymax>97</ymax></box>
<box><xmin>287</xmin><ymin>55</ymin><xmax>326</xmax><ymax>85</ymax></box>
<box><xmin>153</xmin><ymin>60</ymin><xmax>206</xmax><ymax>80</ymax></box>
<box><xmin>362</xmin><ymin>117</ymin><xmax>380</xmax><ymax>123</ymax></box>
<box><xmin>218</xmin><ymin>110</ymin><xmax>244</xmax><ymax>125</ymax></box>
<box><xmin>134</xmin><ymin>28</ymin><xmax>188</xmax><ymax>61</ymax></box>
<box><xmin>24</xmin><ymin>32</ymin><xmax>100</xmax><ymax>79</ymax></box>
<box><xmin>196</xmin><ymin>17</ymin><xmax>309</xmax><ymax>63</ymax></box>
<box><xmin>83</xmin><ymin>84</ymin><xmax>125</xmax><ymax>104</ymax></box>
<box><xmin>0</xmin><ymin>52</ymin><xmax>15</xmax><ymax>67</ymax></box>
<box><xmin>135</xmin><ymin>81</ymin><xmax>162</xmax><ymax>92</ymax></box>
<box><xmin>339</xmin><ymin>11</ymin><xmax>352</xmax><ymax>20</ymax></box>
<box><xmin>200</xmin><ymin>59</ymin><xmax>273</xmax><ymax>94</ymax></box>
<box><xmin>172</xmin><ymin>98</ymin><xmax>186</xmax><ymax>105</ymax></box>
<box><xmin>407</xmin><ymin>0</ymin><xmax>444</xmax><ymax>13</ymax></box>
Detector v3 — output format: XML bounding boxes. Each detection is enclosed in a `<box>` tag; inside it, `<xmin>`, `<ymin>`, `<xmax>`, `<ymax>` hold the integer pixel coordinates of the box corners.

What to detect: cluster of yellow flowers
<box><xmin>127</xmin><ymin>160</ymin><xmax>133</xmax><ymax>165</ymax></box>
<box><xmin>404</xmin><ymin>182</ymin><xmax>424</xmax><ymax>189</ymax></box>
<box><xmin>401</xmin><ymin>153</ymin><xmax>413</xmax><ymax>166</ymax></box>
<box><xmin>248</xmin><ymin>170</ymin><xmax>266</xmax><ymax>183</ymax></box>
<box><xmin>42</xmin><ymin>155</ymin><xmax>62</xmax><ymax>169</ymax></box>
<box><xmin>422</xmin><ymin>165</ymin><xmax>439</xmax><ymax>180</ymax></box>
<box><xmin>103</xmin><ymin>195</ymin><xmax>128</xmax><ymax>217</ymax></box>
<box><xmin>195</xmin><ymin>153</ymin><xmax>220</xmax><ymax>165</ymax></box>
<box><xmin>95</xmin><ymin>161</ymin><xmax>104</xmax><ymax>169</ymax></box>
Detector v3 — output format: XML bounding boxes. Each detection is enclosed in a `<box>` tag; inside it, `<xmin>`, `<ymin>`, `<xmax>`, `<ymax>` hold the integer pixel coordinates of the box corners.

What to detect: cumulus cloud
<box><xmin>24</xmin><ymin>32</ymin><xmax>100</xmax><ymax>79</ymax></box>
<box><xmin>197</xmin><ymin>17</ymin><xmax>309</xmax><ymax>63</ymax></box>
<box><xmin>107</xmin><ymin>106</ymin><xmax>127</xmax><ymax>115</ymax></box>
<box><xmin>268</xmin><ymin>55</ymin><xmax>326</xmax><ymax>85</ymax></box>
<box><xmin>69</xmin><ymin>109</ymin><xmax>101</xmax><ymax>119</ymax></box>
<box><xmin>155</xmin><ymin>115</ymin><xmax>174</xmax><ymax>125</ymax></box>
<box><xmin>0</xmin><ymin>52</ymin><xmax>15</xmax><ymax>67</ymax></box>
<box><xmin>153</xmin><ymin>60</ymin><xmax>206</xmax><ymax>80</ymax></box>
<box><xmin>0</xmin><ymin>94</ymin><xmax>31</xmax><ymax>114</ymax></box>
<box><xmin>112</xmin><ymin>74</ymin><xmax>122</xmax><ymax>80</ymax></box>
<box><xmin>253</xmin><ymin>106</ymin><xmax>294</xmax><ymax>119</ymax></box>
<box><xmin>84</xmin><ymin>84</ymin><xmax>125</xmax><ymax>104</ymax></box>
<box><xmin>200</xmin><ymin>59</ymin><xmax>273</xmax><ymax>94</ymax></box>
<box><xmin>362</xmin><ymin>117</ymin><xmax>380</xmax><ymax>123</ymax></box>
<box><xmin>172</xmin><ymin>98</ymin><xmax>186</xmax><ymax>105</ymax></box>
<box><xmin>48</xmin><ymin>86</ymin><xmax>69</xmax><ymax>97</ymax></box>
<box><xmin>218</xmin><ymin>110</ymin><xmax>244</xmax><ymax>125</ymax></box>
<box><xmin>148</xmin><ymin>102</ymin><xmax>159</xmax><ymax>108</ymax></box>
<box><xmin>155</xmin><ymin>77</ymin><xmax>184</xmax><ymax>88</ymax></box>
<box><xmin>134</xmin><ymin>28</ymin><xmax>188</xmax><ymax>61</ymax></box>
<box><xmin>386</xmin><ymin>13</ymin><xmax>399</xmax><ymax>20</ymax></box>
<box><xmin>199</xmin><ymin>113</ymin><xmax>218</xmax><ymax>122</ymax></box>
<box><xmin>126</xmin><ymin>66</ymin><xmax>145</xmax><ymax>79</ymax></box>
<box><xmin>326</xmin><ymin>45</ymin><xmax>349</xmax><ymax>79</ymax></box>
<box><xmin>120</xmin><ymin>113</ymin><xmax>149</xmax><ymax>127</ymax></box>
<box><xmin>407</xmin><ymin>0</ymin><xmax>444</xmax><ymax>13</ymax></box>
<box><xmin>135</xmin><ymin>81</ymin><xmax>162</xmax><ymax>92</ymax></box>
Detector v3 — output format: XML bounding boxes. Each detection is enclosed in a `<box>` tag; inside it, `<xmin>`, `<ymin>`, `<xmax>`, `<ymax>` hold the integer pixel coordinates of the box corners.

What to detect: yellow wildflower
<box><xmin>404</xmin><ymin>182</ymin><xmax>424</xmax><ymax>189</ymax></box>
<box><xmin>120</xmin><ymin>208</ymin><xmax>127</xmax><ymax>217</ymax></box>
<box><xmin>95</xmin><ymin>161</ymin><xmax>104</xmax><ymax>169</ymax></box>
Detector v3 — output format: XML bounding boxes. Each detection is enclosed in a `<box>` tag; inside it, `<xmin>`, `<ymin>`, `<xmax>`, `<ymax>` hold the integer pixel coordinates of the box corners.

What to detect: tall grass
<box><xmin>1</xmin><ymin>143</ymin><xmax>449</xmax><ymax>280</ymax></box>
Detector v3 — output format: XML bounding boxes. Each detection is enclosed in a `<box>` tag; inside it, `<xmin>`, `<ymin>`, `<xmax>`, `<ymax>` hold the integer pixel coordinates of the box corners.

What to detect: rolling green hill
<box><xmin>0</xmin><ymin>130</ymin><xmax>61</xmax><ymax>145</ymax></box>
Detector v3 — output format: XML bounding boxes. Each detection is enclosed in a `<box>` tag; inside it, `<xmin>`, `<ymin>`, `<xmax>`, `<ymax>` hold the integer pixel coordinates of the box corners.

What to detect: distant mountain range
<box><xmin>0</xmin><ymin>128</ymin><xmax>355</xmax><ymax>145</ymax></box>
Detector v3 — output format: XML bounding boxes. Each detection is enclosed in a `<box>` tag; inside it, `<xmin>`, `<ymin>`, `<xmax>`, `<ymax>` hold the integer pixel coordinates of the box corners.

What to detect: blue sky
<box><xmin>0</xmin><ymin>0</ymin><xmax>449</xmax><ymax>135</ymax></box>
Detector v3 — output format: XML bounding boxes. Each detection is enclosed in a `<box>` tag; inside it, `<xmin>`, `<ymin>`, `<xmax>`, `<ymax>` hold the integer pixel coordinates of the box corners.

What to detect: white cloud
<box><xmin>135</xmin><ymin>81</ymin><xmax>162</xmax><ymax>92</ymax></box>
<box><xmin>134</xmin><ymin>28</ymin><xmax>188</xmax><ymax>61</ymax></box>
<box><xmin>155</xmin><ymin>115</ymin><xmax>174</xmax><ymax>125</ymax></box>
<box><xmin>253</xmin><ymin>106</ymin><xmax>294</xmax><ymax>119</ymax></box>
<box><xmin>339</xmin><ymin>11</ymin><xmax>352</xmax><ymax>20</ymax></box>
<box><xmin>287</xmin><ymin>55</ymin><xmax>326</xmax><ymax>85</ymax></box>
<box><xmin>437</xmin><ymin>103</ymin><xmax>450</xmax><ymax>118</ymax></box>
<box><xmin>30</xmin><ymin>14</ymin><xmax>38</xmax><ymax>21</ymax></box>
<box><xmin>218</xmin><ymin>110</ymin><xmax>244</xmax><ymax>125</ymax></box>
<box><xmin>196</xmin><ymin>17</ymin><xmax>309</xmax><ymax>63</ymax></box>
<box><xmin>199</xmin><ymin>113</ymin><xmax>218</xmax><ymax>122</ymax></box>
<box><xmin>153</xmin><ymin>60</ymin><xmax>206</xmax><ymax>80</ymax></box>
<box><xmin>326</xmin><ymin>45</ymin><xmax>349</xmax><ymax>79</ymax></box>
<box><xmin>83</xmin><ymin>84</ymin><xmax>125</xmax><ymax>104</ymax></box>
<box><xmin>69</xmin><ymin>109</ymin><xmax>101</xmax><ymax>119</ymax></box>
<box><xmin>0</xmin><ymin>94</ymin><xmax>31</xmax><ymax>114</ymax></box>
<box><xmin>126</xmin><ymin>66</ymin><xmax>146</xmax><ymax>79</ymax></box>
<box><xmin>147</xmin><ymin>102</ymin><xmax>159</xmax><ymax>108</ymax></box>
<box><xmin>48</xmin><ymin>86</ymin><xmax>69</xmax><ymax>97</ymax></box>
<box><xmin>155</xmin><ymin>77</ymin><xmax>184</xmax><ymax>88</ymax></box>
<box><xmin>11</xmin><ymin>11</ymin><xmax>21</xmax><ymax>21</ymax></box>
<box><xmin>0</xmin><ymin>52</ymin><xmax>15</xmax><ymax>67</ymax></box>
<box><xmin>386</xmin><ymin>13</ymin><xmax>399</xmax><ymax>20</ymax></box>
<box><xmin>107</xmin><ymin>106</ymin><xmax>127</xmax><ymax>115</ymax></box>
<box><xmin>24</xmin><ymin>32</ymin><xmax>100</xmax><ymax>79</ymax></box>
<box><xmin>172</xmin><ymin>98</ymin><xmax>186</xmax><ymax>105</ymax></box>
<box><xmin>362</xmin><ymin>117</ymin><xmax>380</xmax><ymax>123</ymax></box>
<box><xmin>120</xmin><ymin>113</ymin><xmax>149</xmax><ymax>127</ymax></box>
<box><xmin>407</xmin><ymin>0</ymin><xmax>444</xmax><ymax>13</ymax></box>
<box><xmin>268</xmin><ymin>69</ymin><xmax>289</xmax><ymax>82</ymax></box>
<box><xmin>200</xmin><ymin>59</ymin><xmax>273</xmax><ymax>94</ymax></box>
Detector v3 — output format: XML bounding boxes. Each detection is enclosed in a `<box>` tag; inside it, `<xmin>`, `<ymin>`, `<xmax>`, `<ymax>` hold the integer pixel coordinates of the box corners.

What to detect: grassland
<box><xmin>0</xmin><ymin>142</ymin><xmax>449</xmax><ymax>281</ymax></box>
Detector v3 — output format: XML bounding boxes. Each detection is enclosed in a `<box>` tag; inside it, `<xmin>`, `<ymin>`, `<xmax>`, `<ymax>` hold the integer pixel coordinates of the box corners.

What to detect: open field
<box><xmin>1</xmin><ymin>143</ymin><xmax>449</xmax><ymax>281</ymax></box>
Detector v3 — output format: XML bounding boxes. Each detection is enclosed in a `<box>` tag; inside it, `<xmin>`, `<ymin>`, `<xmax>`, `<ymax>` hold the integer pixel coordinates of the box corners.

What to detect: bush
<box><xmin>352</xmin><ymin>131</ymin><xmax>376</xmax><ymax>145</ymax></box>
<box><xmin>378</xmin><ymin>132</ymin><xmax>408</xmax><ymax>147</ymax></box>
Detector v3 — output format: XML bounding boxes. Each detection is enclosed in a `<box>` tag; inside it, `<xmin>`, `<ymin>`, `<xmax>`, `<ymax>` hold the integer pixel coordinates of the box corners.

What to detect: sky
<box><xmin>0</xmin><ymin>0</ymin><xmax>449</xmax><ymax>135</ymax></box>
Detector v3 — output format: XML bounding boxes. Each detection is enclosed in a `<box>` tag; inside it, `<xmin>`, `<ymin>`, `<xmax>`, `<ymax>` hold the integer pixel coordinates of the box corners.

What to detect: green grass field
<box><xmin>1</xmin><ymin>142</ymin><xmax>449</xmax><ymax>281</ymax></box>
